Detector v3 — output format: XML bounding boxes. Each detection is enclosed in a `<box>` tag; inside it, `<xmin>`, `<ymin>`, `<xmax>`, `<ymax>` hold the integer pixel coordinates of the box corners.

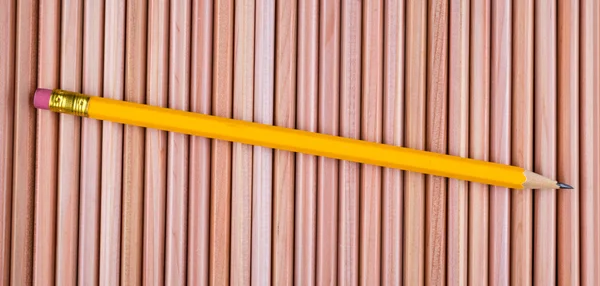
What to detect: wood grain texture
<box><xmin>360</xmin><ymin>0</ymin><xmax>383</xmax><ymax>284</ymax></box>
<box><xmin>510</xmin><ymin>0</ymin><xmax>533</xmax><ymax>284</ymax></box>
<box><xmin>557</xmin><ymin>0</ymin><xmax>580</xmax><ymax>284</ymax></box>
<box><xmin>99</xmin><ymin>0</ymin><xmax>125</xmax><ymax>284</ymax></box>
<box><xmin>143</xmin><ymin>0</ymin><xmax>169</xmax><ymax>284</ymax></box>
<box><xmin>13</xmin><ymin>0</ymin><xmax>38</xmax><ymax>282</ymax></box>
<box><xmin>534</xmin><ymin>0</ymin><xmax>557</xmax><ymax>284</ymax></box>
<box><xmin>316</xmin><ymin>1</ymin><xmax>340</xmax><ymax>284</ymax></box>
<box><xmin>56</xmin><ymin>0</ymin><xmax>83</xmax><ymax>284</ymax></box>
<box><xmin>210</xmin><ymin>0</ymin><xmax>234</xmax><ymax>284</ymax></box>
<box><xmin>188</xmin><ymin>0</ymin><xmax>213</xmax><ymax>284</ymax></box>
<box><xmin>121</xmin><ymin>1</ymin><xmax>147</xmax><ymax>284</ymax></box>
<box><xmin>0</xmin><ymin>0</ymin><xmax>16</xmax><ymax>283</ymax></box>
<box><xmin>32</xmin><ymin>0</ymin><xmax>57</xmax><ymax>284</ymax></box>
<box><xmin>78</xmin><ymin>0</ymin><xmax>103</xmax><ymax>284</ymax></box>
<box><xmin>591</xmin><ymin>2</ymin><xmax>600</xmax><ymax>279</ymax></box>
<box><xmin>469</xmin><ymin>0</ymin><xmax>490</xmax><ymax>284</ymax></box>
<box><xmin>252</xmin><ymin>0</ymin><xmax>275</xmax><ymax>285</ymax></box>
<box><xmin>4</xmin><ymin>2</ymin><xmax>599</xmax><ymax>285</ymax></box>
<box><xmin>295</xmin><ymin>0</ymin><xmax>318</xmax><ymax>284</ymax></box>
<box><xmin>231</xmin><ymin>0</ymin><xmax>254</xmax><ymax>284</ymax></box>
<box><xmin>122</xmin><ymin>0</ymin><xmax>147</xmax><ymax>189</ymax></box>
<box><xmin>447</xmin><ymin>0</ymin><xmax>469</xmax><ymax>283</ymax></box>
<box><xmin>272</xmin><ymin>1</ymin><xmax>297</xmax><ymax>284</ymax></box>
<box><xmin>382</xmin><ymin>0</ymin><xmax>404</xmax><ymax>284</ymax></box>
<box><xmin>594</xmin><ymin>0</ymin><xmax>600</xmax><ymax>283</ymax></box>
<box><xmin>165</xmin><ymin>0</ymin><xmax>191</xmax><ymax>284</ymax></box>
<box><xmin>489</xmin><ymin>0</ymin><xmax>511</xmax><ymax>284</ymax></box>
<box><xmin>338</xmin><ymin>1</ymin><xmax>361</xmax><ymax>284</ymax></box>
<box><xmin>425</xmin><ymin>0</ymin><xmax>448</xmax><ymax>283</ymax></box>
<box><xmin>404</xmin><ymin>0</ymin><xmax>427</xmax><ymax>283</ymax></box>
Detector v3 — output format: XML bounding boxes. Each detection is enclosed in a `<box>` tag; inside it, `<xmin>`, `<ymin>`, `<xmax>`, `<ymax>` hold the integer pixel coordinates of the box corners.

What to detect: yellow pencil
<box><xmin>33</xmin><ymin>88</ymin><xmax>572</xmax><ymax>189</ymax></box>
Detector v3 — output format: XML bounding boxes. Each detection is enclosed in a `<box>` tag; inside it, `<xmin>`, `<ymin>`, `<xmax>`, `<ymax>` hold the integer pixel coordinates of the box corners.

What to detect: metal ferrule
<box><xmin>49</xmin><ymin>89</ymin><xmax>91</xmax><ymax>117</ymax></box>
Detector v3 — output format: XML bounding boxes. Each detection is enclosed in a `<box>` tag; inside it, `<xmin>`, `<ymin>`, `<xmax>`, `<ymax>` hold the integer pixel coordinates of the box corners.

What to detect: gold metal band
<box><xmin>49</xmin><ymin>89</ymin><xmax>90</xmax><ymax>117</ymax></box>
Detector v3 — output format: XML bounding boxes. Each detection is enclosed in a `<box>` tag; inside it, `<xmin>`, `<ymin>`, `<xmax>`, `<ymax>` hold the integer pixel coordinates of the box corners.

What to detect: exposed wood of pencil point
<box><xmin>33</xmin><ymin>88</ymin><xmax>573</xmax><ymax>190</ymax></box>
<box><xmin>522</xmin><ymin>170</ymin><xmax>573</xmax><ymax>189</ymax></box>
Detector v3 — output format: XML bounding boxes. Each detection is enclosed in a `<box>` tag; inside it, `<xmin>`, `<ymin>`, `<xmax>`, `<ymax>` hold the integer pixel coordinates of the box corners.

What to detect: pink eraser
<box><xmin>33</xmin><ymin>88</ymin><xmax>52</xmax><ymax>110</ymax></box>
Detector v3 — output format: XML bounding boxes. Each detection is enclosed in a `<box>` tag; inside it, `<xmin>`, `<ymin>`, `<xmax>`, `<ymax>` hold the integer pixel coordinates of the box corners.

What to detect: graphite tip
<box><xmin>557</xmin><ymin>182</ymin><xmax>574</xmax><ymax>189</ymax></box>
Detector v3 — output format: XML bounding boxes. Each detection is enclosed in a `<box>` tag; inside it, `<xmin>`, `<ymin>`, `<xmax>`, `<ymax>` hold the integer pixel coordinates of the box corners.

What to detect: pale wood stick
<box><xmin>272</xmin><ymin>1</ymin><xmax>297</xmax><ymax>284</ymax></box>
<box><xmin>56</xmin><ymin>0</ymin><xmax>83</xmax><ymax>284</ymax></box>
<box><xmin>580</xmin><ymin>0</ymin><xmax>596</xmax><ymax>283</ymax></box>
<box><xmin>143</xmin><ymin>0</ymin><xmax>169</xmax><ymax>284</ymax></box>
<box><xmin>557</xmin><ymin>0</ymin><xmax>580</xmax><ymax>284</ymax></box>
<box><xmin>0</xmin><ymin>0</ymin><xmax>16</xmax><ymax>283</ymax></box>
<box><xmin>79</xmin><ymin>0</ymin><xmax>103</xmax><ymax>283</ymax></box>
<box><xmin>489</xmin><ymin>0</ymin><xmax>511</xmax><ymax>284</ymax></box>
<box><xmin>404</xmin><ymin>0</ymin><xmax>427</xmax><ymax>284</ymax></box>
<box><xmin>382</xmin><ymin>0</ymin><xmax>404</xmax><ymax>284</ymax></box>
<box><xmin>121</xmin><ymin>1</ymin><xmax>147</xmax><ymax>284</ymax></box>
<box><xmin>99</xmin><ymin>0</ymin><xmax>126</xmax><ymax>284</ymax></box>
<box><xmin>32</xmin><ymin>0</ymin><xmax>57</xmax><ymax>284</ymax></box>
<box><xmin>534</xmin><ymin>0</ymin><xmax>557</xmax><ymax>284</ymax></box>
<box><xmin>165</xmin><ymin>0</ymin><xmax>191</xmax><ymax>284</ymax></box>
<box><xmin>594</xmin><ymin>0</ymin><xmax>600</xmax><ymax>281</ymax></box>
<box><xmin>188</xmin><ymin>0</ymin><xmax>213</xmax><ymax>284</ymax></box>
<box><xmin>510</xmin><ymin>0</ymin><xmax>533</xmax><ymax>283</ymax></box>
<box><xmin>252</xmin><ymin>0</ymin><xmax>275</xmax><ymax>284</ymax></box>
<box><xmin>230</xmin><ymin>1</ymin><xmax>254</xmax><ymax>284</ymax></box>
<box><xmin>338</xmin><ymin>1</ymin><xmax>362</xmax><ymax>284</ymax></box>
<box><xmin>469</xmin><ymin>0</ymin><xmax>490</xmax><ymax>284</ymax></box>
<box><xmin>295</xmin><ymin>0</ymin><xmax>318</xmax><ymax>283</ymax></box>
<box><xmin>123</xmin><ymin>0</ymin><xmax>147</xmax><ymax>190</ymax></box>
<box><xmin>447</xmin><ymin>0</ymin><xmax>469</xmax><ymax>283</ymax></box>
<box><xmin>425</xmin><ymin>0</ymin><xmax>448</xmax><ymax>283</ymax></box>
<box><xmin>360</xmin><ymin>0</ymin><xmax>383</xmax><ymax>284</ymax></box>
<box><xmin>210</xmin><ymin>0</ymin><xmax>234</xmax><ymax>284</ymax></box>
<box><xmin>316</xmin><ymin>1</ymin><xmax>340</xmax><ymax>284</ymax></box>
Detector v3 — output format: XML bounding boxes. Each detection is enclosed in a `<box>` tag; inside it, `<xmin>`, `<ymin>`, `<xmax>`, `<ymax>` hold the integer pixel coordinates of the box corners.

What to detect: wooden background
<box><xmin>0</xmin><ymin>0</ymin><xmax>599</xmax><ymax>285</ymax></box>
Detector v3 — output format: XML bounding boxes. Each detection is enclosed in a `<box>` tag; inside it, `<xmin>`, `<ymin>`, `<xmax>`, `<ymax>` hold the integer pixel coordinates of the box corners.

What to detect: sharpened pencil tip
<box><xmin>557</xmin><ymin>182</ymin><xmax>574</xmax><ymax>189</ymax></box>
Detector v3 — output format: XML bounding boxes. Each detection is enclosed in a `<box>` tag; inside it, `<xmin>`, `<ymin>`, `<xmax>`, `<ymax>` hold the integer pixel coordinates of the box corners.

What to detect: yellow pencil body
<box><xmin>82</xmin><ymin>95</ymin><xmax>527</xmax><ymax>189</ymax></box>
